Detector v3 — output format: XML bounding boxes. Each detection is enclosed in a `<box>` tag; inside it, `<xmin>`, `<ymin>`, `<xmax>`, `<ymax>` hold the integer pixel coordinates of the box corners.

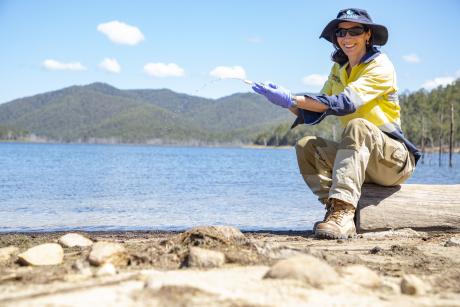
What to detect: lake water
<box><xmin>1</xmin><ymin>143</ymin><xmax>459</xmax><ymax>232</ymax></box>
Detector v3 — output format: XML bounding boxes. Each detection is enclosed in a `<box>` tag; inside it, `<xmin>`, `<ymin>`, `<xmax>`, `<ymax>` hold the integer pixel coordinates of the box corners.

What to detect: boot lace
<box><xmin>325</xmin><ymin>202</ymin><xmax>353</xmax><ymax>224</ymax></box>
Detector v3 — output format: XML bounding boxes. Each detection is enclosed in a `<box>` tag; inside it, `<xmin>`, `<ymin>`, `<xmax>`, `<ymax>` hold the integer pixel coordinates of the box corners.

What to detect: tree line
<box><xmin>254</xmin><ymin>80</ymin><xmax>460</xmax><ymax>159</ymax></box>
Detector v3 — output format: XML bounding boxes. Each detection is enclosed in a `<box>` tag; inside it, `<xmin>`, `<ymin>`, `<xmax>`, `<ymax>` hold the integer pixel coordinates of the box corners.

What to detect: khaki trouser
<box><xmin>295</xmin><ymin>118</ymin><xmax>415</xmax><ymax>208</ymax></box>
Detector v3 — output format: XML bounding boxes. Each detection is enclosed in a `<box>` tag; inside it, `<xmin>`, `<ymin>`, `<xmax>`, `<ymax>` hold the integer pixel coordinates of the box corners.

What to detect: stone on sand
<box><xmin>58</xmin><ymin>233</ymin><xmax>93</xmax><ymax>248</ymax></box>
<box><xmin>95</xmin><ymin>263</ymin><xmax>118</xmax><ymax>277</ymax></box>
<box><xmin>88</xmin><ymin>242</ymin><xmax>128</xmax><ymax>266</ymax></box>
<box><xmin>264</xmin><ymin>255</ymin><xmax>338</xmax><ymax>288</ymax></box>
<box><xmin>340</xmin><ymin>265</ymin><xmax>382</xmax><ymax>289</ymax></box>
<box><xmin>187</xmin><ymin>247</ymin><xmax>225</xmax><ymax>268</ymax></box>
<box><xmin>444</xmin><ymin>236</ymin><xmax>460</xmax><ymax>247</ymax></box>
<box><xmin>18</xmin><ymin>243</ymin><xmax>64</xmax><ymax>266</ymax></box>
<box><xmin>401</xmin><ymin>274</ymin><xmax>430</xmax><ymax>295</ymax></box>
<box><xmin>179</xmin><ymin>226</ymin><xmax>246</xmax><ymax>246</ymax></box>
<box><xmin>0</xmin><ymin>246</ymin><xmax>19</xmax><ymax>264</ymax></box>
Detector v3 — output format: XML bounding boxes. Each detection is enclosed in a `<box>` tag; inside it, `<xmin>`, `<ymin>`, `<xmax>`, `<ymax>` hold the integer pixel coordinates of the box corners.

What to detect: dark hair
<box><xmin>330</xmin><ymin>25</ymin><xmax>374</xmax><ymax>65</ymax></box>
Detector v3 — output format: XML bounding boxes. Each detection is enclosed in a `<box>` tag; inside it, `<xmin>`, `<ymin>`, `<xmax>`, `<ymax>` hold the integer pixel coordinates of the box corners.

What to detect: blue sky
<box><xmin>1</xmin><ymin>0</ymin><xmax>459</xmax><ymax>103</ymax></box>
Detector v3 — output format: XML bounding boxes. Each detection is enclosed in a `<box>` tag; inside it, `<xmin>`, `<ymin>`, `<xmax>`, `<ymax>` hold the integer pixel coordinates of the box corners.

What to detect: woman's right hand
<box><xmin>252</xmin><ymin>82</ymin><xmax>294</xmax><ymax>109</ymax></box>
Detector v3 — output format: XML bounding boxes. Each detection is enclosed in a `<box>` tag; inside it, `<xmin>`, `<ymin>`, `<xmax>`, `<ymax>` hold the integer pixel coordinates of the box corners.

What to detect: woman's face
<box><xmin>336</xmin><ymin>21</ymin><xmax>371</xmax><ymax>59</ymax></box>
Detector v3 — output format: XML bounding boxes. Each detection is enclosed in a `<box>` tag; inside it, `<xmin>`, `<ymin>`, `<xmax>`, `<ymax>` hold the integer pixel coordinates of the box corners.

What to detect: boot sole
<box><xmin>315</xmin><ymin>228</ymin><xmax>356</xmax><ymax>240</ymax></box>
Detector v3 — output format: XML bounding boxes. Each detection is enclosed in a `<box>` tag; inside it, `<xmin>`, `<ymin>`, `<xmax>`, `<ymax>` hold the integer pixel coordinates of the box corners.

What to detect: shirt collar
<box><xmin>339</xmin><ymin>47</ymin><xmax>381</xmax><ymax>67</ymax></box>
<box><xmin>359</xmin><ymin>46</ymin><xmax>381</xmax><ymax>64</ymax></box>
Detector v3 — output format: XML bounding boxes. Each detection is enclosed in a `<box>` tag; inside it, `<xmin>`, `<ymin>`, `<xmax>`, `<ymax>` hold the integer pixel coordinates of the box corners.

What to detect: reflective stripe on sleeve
<box><xmin>344</xmin><ymin>87</ymin><xmax>365</xmax><ymax>108</ymax></box>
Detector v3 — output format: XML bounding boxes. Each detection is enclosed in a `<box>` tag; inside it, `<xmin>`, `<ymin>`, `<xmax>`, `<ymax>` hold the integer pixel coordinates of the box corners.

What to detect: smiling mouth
<box><xmin>344</xmin><ymin>43</ymin><xmax>356</xmax><ymax>49</ymax></box>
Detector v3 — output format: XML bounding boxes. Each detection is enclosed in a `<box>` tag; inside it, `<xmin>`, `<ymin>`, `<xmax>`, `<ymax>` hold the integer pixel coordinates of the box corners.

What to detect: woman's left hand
<box><xmin>252</xmin><ymin>82</ymin><xmax>294</xmax><ymax>108</ymax></box>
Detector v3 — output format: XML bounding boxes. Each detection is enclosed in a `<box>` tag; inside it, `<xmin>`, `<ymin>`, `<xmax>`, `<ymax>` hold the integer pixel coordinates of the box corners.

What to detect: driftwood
<box><xmin>356</xmin><ymin>184</ymin><xmax>460</xmax><ymax>232</ymax></box>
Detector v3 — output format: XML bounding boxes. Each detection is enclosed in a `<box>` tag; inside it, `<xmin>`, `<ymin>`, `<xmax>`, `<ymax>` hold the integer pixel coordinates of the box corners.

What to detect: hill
<box><xmin>0</xmin><ymin>82</ymin><xmax>295</xmax><ymax>144</ymax></box>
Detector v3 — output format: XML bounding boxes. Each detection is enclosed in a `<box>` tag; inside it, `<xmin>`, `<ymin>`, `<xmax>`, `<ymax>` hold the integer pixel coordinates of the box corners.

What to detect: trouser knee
<box><xmin>295</xmin><ymin>136</ymin><xmax>317</xmax><ymax>156</ymax></box>
<box><xmin>295</xmin><ymin>136</ymin><xmax>319</xmax><ymax>173</ymax></box>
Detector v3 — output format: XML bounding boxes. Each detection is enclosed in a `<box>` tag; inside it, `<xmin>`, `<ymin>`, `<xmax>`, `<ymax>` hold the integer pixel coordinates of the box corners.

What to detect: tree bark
<box><xmin>439</xmin><ymin>112</ymin><xmax>443</xmax><ymax>166</ymax></box>
<box><xmin>356</xmin><ymin>184</ymin><xmax>460</xmax><ymax>232</ymax></box>
<box><xmin>421</xmin><ymin>115</ymin><xmax>425</xmax><ymax>164</ymax></box>
<box><xmin>449</xmin><ymin>101</ymin><xmax>454</xmax><ymax>167</ymax></box>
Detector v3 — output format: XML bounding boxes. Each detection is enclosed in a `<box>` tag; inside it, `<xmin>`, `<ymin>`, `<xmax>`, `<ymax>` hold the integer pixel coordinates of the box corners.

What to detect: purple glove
<box><xmin>252</xmin><ymin>82</ymin><xmax>294</xmax><ymax>108</ymax></box>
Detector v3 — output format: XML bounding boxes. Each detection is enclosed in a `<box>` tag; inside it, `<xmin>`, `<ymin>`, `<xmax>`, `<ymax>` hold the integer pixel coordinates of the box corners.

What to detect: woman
<box><xmin>252</xmin><ymin>8</ymin><xmax>421</xmax><ymax>239</ymax></box>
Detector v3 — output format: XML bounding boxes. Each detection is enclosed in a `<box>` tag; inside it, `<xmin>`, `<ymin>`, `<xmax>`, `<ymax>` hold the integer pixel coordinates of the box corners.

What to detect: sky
<box><xmin>1</xmin><ymin>0</ymin><xmax>460</xmax><ymax>103</ymax></box>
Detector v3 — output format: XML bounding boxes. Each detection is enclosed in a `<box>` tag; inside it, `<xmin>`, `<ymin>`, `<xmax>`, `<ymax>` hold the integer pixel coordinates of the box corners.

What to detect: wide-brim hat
<box><xmin>320</xmin><ymin>8</ymin><xmax>388</xmax><ymax>46</ymax></box>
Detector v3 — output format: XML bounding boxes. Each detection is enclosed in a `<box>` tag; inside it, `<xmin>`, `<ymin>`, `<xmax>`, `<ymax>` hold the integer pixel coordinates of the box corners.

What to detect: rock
<box><xmin>17</xmin><ymin>243</ymin><xmax>63</xmax><ymax>266</ymax></box>
<box><xmin>88</xmin><ymin>242</ymin><xmax>128</xmax><ymax>266</ymax></box>
<box><xmin>444</xmin><ymin>236</ymin><xmax>460</xmax><ymax>247</ymax></box>
<box><xmin>369</xmin><ymin>246</ymin><xmax>383</xmax><ymax>254</ymax></box>
<box><xmin>0</xmin><ymin>246</ymin><xmax>19</xmax><ymax>264</ymax></box>
<box><xmin>401</xmin><ymin>274</ymin><xmax>429</xmax><ymax>295</ymax></box>
<box><xmin>95</xmin><ymin>263</ymin><xmax>117</xmax><ymax>277</ymax></box>
<box><xmin>187</xmin><ymin>247</ymin><xmax>225</xmax><ymax>268</ymax></box>
<box><xmin>58</xmin><ymin>233</ymin><xmax>93</xmax><ymax>248</ymax></box>
<box><xmin>264</xmin><ymin>255</ymin><xmax>338</xmax><ymax>288</ymax></box>
<box><xmin>362</xmin><ymin>228</ymin><xmax>427</xmax><ymax>239</ymax></box>
<box><xmin>179</xmin><ymin>226</ymin><xmax>246</xmax><ymax>246</ymax></box>
<box><xmin>340</xmin><ymin>265</ymin><xmax>382</xmax><ymax>288</ymax></box>
<box><xmin>72</xmin><ymin>259</ymin><xmax>93</xmax><ymax>276</ymax></box>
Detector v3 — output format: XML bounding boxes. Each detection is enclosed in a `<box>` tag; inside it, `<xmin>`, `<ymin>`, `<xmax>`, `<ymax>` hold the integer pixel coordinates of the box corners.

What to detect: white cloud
<box><xmin>209</xmin><ymin>66</ymin><xmax>246</xmax><ymax>79</ymax></box>
<box><xmin>97</xmin><ymin>20</ymin><xmax>144</xmax><ymax>45</ymax></box>
<box><xmin>422</xmin><ymin>76</ymin><xmax>455</xmax><ymax>90</ymax></box>
<box><xmin>99</xmin><ymin>58</ymin><xmax>121</xmax><ymax>73</ymax></box>
<box><xmin>144</xmin><ymin>62</ymin><xmax>185</xmax><ymax>77</ymax></box>
<box><xmin>421</xmin><ymin>69</ymin><xmax>460</xmax><ymax>90</ymax></box>
<box><xmin>302</xmin><ymin>74</ymin><xmax>328</xmax><ymax>87</ymax></box>
<box><xmin>42</xmin><ymin>59</ymin><xmax>87</xmax><ymax>71</ymax></box>
<box><xmin>402</xmin><ymin>54</ymin><xmax>421</xmax><ymax>63</ymax></box>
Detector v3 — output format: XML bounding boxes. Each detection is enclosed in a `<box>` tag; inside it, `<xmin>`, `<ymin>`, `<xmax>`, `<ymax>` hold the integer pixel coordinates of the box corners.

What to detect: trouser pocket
<box><xmin>380</xmin><ymin>139</ymin><xmax>408</xmax><ymax>173</ymax></box>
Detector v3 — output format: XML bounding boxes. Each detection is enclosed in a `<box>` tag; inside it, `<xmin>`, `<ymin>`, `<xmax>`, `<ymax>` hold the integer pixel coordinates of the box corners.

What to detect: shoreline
<box><xmin>1</xmin><ymin>140</ymin><xmax>459</xmax><ymax>152</ymax></box>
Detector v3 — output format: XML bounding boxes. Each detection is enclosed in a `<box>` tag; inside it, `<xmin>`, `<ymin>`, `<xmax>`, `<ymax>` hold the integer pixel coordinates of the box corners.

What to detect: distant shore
<box><xmin>2</xmin><ymin>140</ymin><xmax>459</xmax><ymax>153</ymax></box>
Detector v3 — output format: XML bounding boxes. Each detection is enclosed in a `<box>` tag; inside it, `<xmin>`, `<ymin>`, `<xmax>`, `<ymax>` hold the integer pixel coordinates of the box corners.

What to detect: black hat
<box><xmin>320</xmin><ymin>8</ymin><xmax>388</xmax><ymax>46</ymax></box>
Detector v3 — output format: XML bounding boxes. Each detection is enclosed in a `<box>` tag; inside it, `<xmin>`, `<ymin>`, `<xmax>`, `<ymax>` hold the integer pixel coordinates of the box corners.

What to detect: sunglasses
<box><xmin>335</xmin><ymin>27</ymin><xmax>366</xmax><ymax>38</ymax></box>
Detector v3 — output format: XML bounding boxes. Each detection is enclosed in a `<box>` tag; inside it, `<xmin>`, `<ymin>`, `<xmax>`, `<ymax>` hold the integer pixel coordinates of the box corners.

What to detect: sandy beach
<box><xmin>1</xmin><ymin>227</ymin><xmax>459</xmax><ymax>306</ymax></box>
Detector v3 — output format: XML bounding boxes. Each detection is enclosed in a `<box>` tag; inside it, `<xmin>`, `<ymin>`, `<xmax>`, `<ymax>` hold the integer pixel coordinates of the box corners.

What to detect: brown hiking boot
<box><xmin>315</xmin><ymin>199</ymin><xmax>356</xmax><ymax>239</ymax></box>
<box><xmin>312</xmin><ymin>199</ymin><xmax>332</xmax><ymax>232</ymax></box>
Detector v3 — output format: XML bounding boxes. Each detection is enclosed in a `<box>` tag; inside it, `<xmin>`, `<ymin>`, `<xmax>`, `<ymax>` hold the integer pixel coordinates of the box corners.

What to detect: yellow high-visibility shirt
<box><xmin>292</xmin><ymin>49</ymin><xmax>420</xmax><ymax>163</ymax></box>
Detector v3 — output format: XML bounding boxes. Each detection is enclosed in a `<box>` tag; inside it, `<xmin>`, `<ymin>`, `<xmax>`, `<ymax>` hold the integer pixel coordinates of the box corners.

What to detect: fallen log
<box><xmin>356</xmin><ymin>184</ymin><xmax>460</xmax><ymax>232</ymax></box>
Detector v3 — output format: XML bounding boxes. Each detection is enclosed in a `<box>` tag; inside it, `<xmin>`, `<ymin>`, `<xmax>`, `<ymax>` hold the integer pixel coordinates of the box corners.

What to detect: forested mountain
<box><xmin>0</xmin><ymin>82</ymin><xmax>294</xmax><ymax>144</ymax></box>
<box><xmin>1</xmin><ymin>80</ymin><xmax>458</xmax><ymax>148</ymax></box>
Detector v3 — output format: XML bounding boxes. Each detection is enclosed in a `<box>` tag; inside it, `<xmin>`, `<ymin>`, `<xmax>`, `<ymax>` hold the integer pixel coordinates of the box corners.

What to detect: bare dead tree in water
<box><xmin>449</xmin><ymin>101</ymin><xmax>454</xmax><ymax>167</ymax></box>
<box><xmin>439</xmin><ymin>111</ymin><xmax>443</xmax><ymax>167</ymax></box>
<box><xmin>421</xmin><ymin>115</ymin><xmax>425</xmax><ymax>164</ymax></box>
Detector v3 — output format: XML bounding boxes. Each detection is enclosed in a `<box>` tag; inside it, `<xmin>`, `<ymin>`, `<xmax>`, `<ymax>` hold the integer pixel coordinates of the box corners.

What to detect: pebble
<box><xmin>444</xmin><ymin>236</ymin><xmax>460</xmax><ymax>247</ymax></box>
<box><xmin>95</xmin><ymin>263</ymin><xmax>117</xmax><ymax>277</ymax></box>
<box><xmin>88</xmin><ymin>242</ymin><xmax>128</xmax><ymax>266</ymax></box>
<box><xmin>340</xmin><ymin>265</ymin><xmax>382</xmax><ymax>288</ymax></box>
<box><xmin>187</xmin><ymin>247</ymin><xmax>225</xmax><ymax>268</ymax></box>
<box><xmin>369</xmin><ymin>246</ymin><xmax>383</xmax><ymax>254</ymax></box>
<box><xmin>401</xmin><ymin>274</ymin><xmax>429</xmax><ymax>295</ymax></box>
<box><xmin>17</xmin><ymin>243</ymin><xmax>64</xmax><ymax>266</ymax></box>
<box><xmin>58</xmin><ymin>233</ymin><xmax>93</xmax><ymax>248</ymax></box>
<box><xmin>0</xmin><ymin>246</ymin><xmax>19</xmax><ymax>264</ymax></box>
<box><xmin>264</xmin><ymin>255</ymin><xmax>338</xmax><ymax>288</ymax></box>
<box><xmin>72</xmin><ymin>259</ymin><xmax>93</xmax><ymax>276</ymax></box>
